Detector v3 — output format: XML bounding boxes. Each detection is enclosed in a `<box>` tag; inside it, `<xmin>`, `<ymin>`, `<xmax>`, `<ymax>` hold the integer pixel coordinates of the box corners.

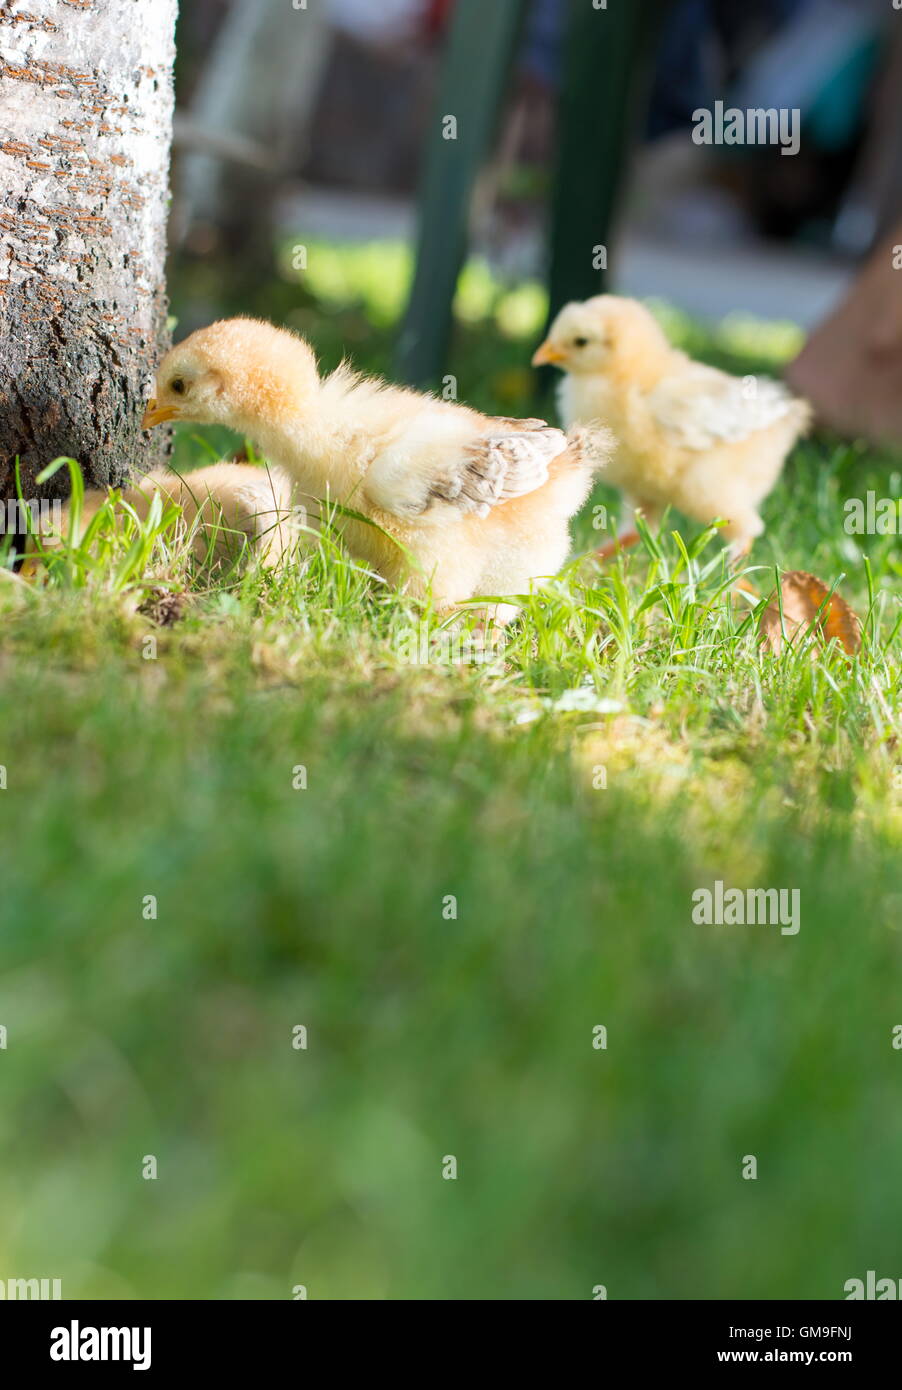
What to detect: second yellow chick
<box><xmin>534</xmin><ymin>295</ymin><xmax>811</xmax><ymax>558</ymax></box>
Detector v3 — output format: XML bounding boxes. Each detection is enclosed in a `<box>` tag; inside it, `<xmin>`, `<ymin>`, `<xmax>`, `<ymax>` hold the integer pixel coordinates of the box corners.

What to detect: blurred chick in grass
<box><xmin>534</xmin><ymin>295</ymin><xmax>811</xmax><ymax>560</ymax></box>
<box><xmin>27</xmin><ymin>462</ymin><xmax>295</xmax><ymax>574</ymax></box>
<box><xmin>142</xmin><ymin>317</ymin><xmax>612</xmax><ymax>619</ymax></box>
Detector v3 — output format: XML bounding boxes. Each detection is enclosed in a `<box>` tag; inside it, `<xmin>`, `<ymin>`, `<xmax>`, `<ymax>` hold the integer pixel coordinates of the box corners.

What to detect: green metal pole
<box><xmin>545</xmin><ymin>0</ymin><xmax>669</xmax><ymax>324</ymax></box>
<box><xmin>395</xmin><ymin>0</ymin><xmax>528</xmax><ymax>388</ymax></box>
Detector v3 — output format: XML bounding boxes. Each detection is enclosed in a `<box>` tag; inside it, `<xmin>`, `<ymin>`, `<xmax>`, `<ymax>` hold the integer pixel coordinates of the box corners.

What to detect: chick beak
<box><xmin>142</xmin><ymin>398</ymin><xmax>180</xmax><ymax>429</ymax></box>
<box><xmin>532</xmin><ymin>341</ymin><xmax>567</xmax><ymax>367</ymax></box>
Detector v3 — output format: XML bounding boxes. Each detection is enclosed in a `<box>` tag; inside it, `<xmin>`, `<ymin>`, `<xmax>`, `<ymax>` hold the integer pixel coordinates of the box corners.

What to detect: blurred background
<box><xmin>168</xmin><ymin>0</ymin><xmax>901</xmax><ymax>395</ymax></box>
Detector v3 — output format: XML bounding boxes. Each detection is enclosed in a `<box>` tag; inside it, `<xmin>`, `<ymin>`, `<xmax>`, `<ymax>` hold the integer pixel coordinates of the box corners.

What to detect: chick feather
<box><xmin>647</xmin><ymin>367</ymin><xmax>802</xmax><ymax>449</ymax></box>
<box><xmin>534</xmin><ymin>294</ymin><xmax>811</xmax><ymax>556</ymax></box>
<box><xmin>27</xmin><ymin>462</ymin><xmax>295</xmax><ymax>571</ymax></box>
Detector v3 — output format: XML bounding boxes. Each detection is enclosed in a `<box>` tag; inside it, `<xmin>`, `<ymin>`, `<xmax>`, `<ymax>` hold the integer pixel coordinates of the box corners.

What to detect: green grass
<box><xmin>0</xmin><ymin>259</ymin><xmax>900</xmax><ymax>1299</ymax></box>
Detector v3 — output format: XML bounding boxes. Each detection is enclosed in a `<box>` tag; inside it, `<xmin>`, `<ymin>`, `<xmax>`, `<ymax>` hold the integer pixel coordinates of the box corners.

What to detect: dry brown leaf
<box><xmin>759</xmin><ymin>570</ymin><xmax>862</xmax><ymax>656</ymax></box>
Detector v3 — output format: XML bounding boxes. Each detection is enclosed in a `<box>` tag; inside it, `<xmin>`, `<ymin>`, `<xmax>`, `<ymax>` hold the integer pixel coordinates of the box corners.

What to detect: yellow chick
<box><xmin>27</xmin><ymin>462</ymin><xmax>295</xmax><ymax>573</ymax></box>
<box><xmin>533</xmin><ymin>295</ymin><xmax>811</xmax><ymax>559</ymax></box>
<box><xmin>142</xmin><ymin>318</ymin><xmax>611</xmax><ymax>616</ymax></box>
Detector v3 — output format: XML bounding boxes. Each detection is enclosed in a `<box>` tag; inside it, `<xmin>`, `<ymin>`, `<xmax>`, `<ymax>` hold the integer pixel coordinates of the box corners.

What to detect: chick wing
<box><xmin>648</xmin><ymin>365</ymin><xmax>802</xmax><ymax>450</ymax></box>
<box><xmin>364</xmin><ymin>416</ymin><xmax>569</xmax><ymax>521</ymax></box>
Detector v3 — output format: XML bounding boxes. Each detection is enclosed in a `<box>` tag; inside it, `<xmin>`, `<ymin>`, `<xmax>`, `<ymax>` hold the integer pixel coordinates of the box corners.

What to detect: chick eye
<box><xmin>170</xmin><ymin>377</ymin><xmax>186</xmax><ymax>395</ymax></box>
<box><xmin>572</xmin><ymin>337</ymin><xmax>589</xmax><ymax>349</ymax></box>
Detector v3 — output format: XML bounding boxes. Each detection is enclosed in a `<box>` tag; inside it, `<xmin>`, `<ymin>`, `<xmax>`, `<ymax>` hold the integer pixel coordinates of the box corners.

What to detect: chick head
<box><xmin>142</xmin><ymin>318</ymin><xmax>320</xmax><ymax>433</ymax></box>
<box><xmin>532</xmin><ymin>295</ymin><xmax>670</xmax><ymax>377</ymax></box>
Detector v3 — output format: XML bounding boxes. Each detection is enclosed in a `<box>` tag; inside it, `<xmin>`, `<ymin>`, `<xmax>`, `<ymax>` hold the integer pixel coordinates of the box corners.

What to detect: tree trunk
<box><xmin>0</xmin><ymin>0</ymin><xmax>178</xmax><ymax>506</ymax></box>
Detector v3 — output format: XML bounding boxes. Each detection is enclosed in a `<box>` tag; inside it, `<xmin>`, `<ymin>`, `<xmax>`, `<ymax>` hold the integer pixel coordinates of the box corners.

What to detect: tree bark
<box><xmin>0</xmin><ymin>0</ymin><xmax>178</xmax><ymax>504</ymax></box>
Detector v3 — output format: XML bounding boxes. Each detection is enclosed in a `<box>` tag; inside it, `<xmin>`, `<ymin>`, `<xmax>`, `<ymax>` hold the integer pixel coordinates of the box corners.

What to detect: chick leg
<box><xmin>595</xmin><ymin>530</ymin><xmax>639</xmax><ymax>562</ymax></box>
<box><xmin>728</xmin><ymin>538</ymin><xmax>753</xmax><ymax>565</ymax></box>
<box><xmin>436</xmin><ymin>600</ymin><xmax>519</xmax><ymax>631</ymax></box>
<box><xmin>724</xmin><ymin>512</ymin><xmax>763</xmax><ymax>566</ymax></box>
<box><xmin>475</xmin><ymin>602</ymin><xmax>519</xmax><ymax>628</ymax></box>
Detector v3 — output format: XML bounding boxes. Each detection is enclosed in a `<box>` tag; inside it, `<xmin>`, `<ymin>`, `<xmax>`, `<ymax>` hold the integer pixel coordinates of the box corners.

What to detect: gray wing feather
<box><xmin>648</xmin><ymin>369</ymin><xmax>804</xmax><ymax>449</ymax></box>
<box><xmin>427</xmin><ymin>420</ymin><xmax>567</xmax><ymax>517</ymax></box>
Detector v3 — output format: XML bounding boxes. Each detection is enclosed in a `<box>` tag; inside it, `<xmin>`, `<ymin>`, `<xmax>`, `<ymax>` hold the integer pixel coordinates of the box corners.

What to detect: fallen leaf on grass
<box><xmin>759</xmin><ymin>571</ymin><xmax>862</xmax><ymax>656</ymax></box>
